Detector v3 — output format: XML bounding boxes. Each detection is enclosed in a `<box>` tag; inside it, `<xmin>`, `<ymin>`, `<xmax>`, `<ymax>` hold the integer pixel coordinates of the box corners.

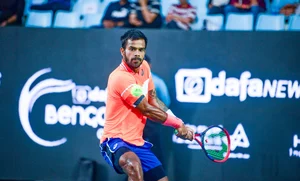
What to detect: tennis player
<box><xmin>100</xmin><ymin>29</ymin><xmax>194</xmax><ymax>181</ymax></box>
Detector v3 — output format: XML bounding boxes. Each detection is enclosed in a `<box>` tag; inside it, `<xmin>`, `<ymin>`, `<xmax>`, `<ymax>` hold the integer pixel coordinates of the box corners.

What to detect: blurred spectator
<box><xmin>280</xmin><ymin>3</ymin><xmax>300</xmax><ymax>16</ymax></box>
<box><xmin>129</xmin><ymin>0</ymin><xmax>162</xmax><ymax>28</ymax></box>
<box><xmin>165</xmin><ymin>0</ymin><xmax>197</xmax><ymax>30</ymax></box>
<box><xmin>101</xmin><ymin>0</ymin><xmax>131</xmax><ymax>29</ymax></box>
<box><xmin>207</xmin><ymin>0</ymin><xmax>229</xmax><ymax>15</ymax></box>
<box><xmin>0</xmin><ymin>0</ymin><xmax>25</xmax><ymax>27</ymax></box>
<box><xmin>145</xmin><ymin>55</ymin><xmax>171</xmax><ymax>106</ymax></box>
<box><xmin>224</xmin><ymin>0</ymin><xmax>266</xmax><ymax>24</ymax></box>
<box><xmin>296</xmin><ymin>4</ymin><xmax>300</xmax><ymax>14</ymax></box>
<box><xmin>30</xmin><ymin>0</ymin><xmax>71</xmax><ymax>13</ymax></box>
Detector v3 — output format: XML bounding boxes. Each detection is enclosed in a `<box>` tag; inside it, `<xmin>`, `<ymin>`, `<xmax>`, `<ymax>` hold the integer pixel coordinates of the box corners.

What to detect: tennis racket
<box><xmin>175</xmin><ymin>125</ymin><xmax>231</xmax><ymax>163</ymax></box>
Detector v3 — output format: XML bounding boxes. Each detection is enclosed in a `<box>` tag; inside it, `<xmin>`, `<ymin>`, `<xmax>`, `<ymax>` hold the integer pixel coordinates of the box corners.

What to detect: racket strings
<box><xmin>203</xmin><ymin>130</ymin><xmax>229</xmax><ymax>160</ymax></box>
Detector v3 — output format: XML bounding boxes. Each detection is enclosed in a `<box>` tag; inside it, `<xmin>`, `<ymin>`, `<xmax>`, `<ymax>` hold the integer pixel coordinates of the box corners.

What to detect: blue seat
<box><xmin>190</xmin><ymin>17</ymin><xmax>205</xmax><ymax>31</ymax></box>
<box><xmin>24</xmin><ymin>0</ymin><xmax>48</xmax><ymax>16</ymax></box>
<box><xmin>190</xmin><ymin>0</ymin><xmax>209</xmax><ymax>15</ymax></box>
<box><xmin>25</xmin><ymin>10</ymin><xmax>53</xmax><ymax>28</ymax></box>
<box><xmin>84</xmin><ymin>14</ymin><xmax>103</xmax><ymax>28</ymax></box>
<box><xmin>205</xmin><ymin>14</ymin><xmax>224</xmax><ymax>31</ymax></box>
<box><xmin>53</xmin><ymin>11</ymin><xmax>82</xmax><ymax>28</ymax></box>
<box><xmin>32</xmin><ymin>0</ymin><xmax>47</xmax><ymax>3</ymax></box>
<box><xmin>288</xmin><ymin>15</ymin><xmax>300</xmax><ymax>31</ymax></box>
<box><xmin>225</xmin><ymin>13</ymin><xmax>254</xmax><ymax>31</ymax></box>
<box><xmin>255</xmin><ymin>14</ymin><xmax>285</xmax><ymax>31</ymax></box>
<box><xmin>72</xmin><ymin>0</ymin><xmax>102</xmax><ymax>15</ymax></box>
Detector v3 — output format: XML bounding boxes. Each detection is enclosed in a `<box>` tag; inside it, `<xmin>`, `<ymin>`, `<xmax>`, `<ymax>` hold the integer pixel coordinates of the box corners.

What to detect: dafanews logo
<box><xmin>18</xmin><ymin>68</ymin><xmax>107</xmax><ymax>147</ymax></box>
<box><xmin>173</xmin><ymin>123</ymin><xmax>250</xmax><ymax>159</ymax></box>
<box><xmin>175</xmin><ymin>68</ymin><xmax>300</xmax><ymax>103</ymax></box>
<box><xmin>289</xmin><ymin>134</ymin><xmax>300</xmax><ymax>158</ymax></box>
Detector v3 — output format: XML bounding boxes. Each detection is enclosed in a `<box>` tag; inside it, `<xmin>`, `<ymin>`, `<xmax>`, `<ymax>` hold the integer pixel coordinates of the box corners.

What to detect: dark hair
<box><xmin>120</xmin><ymin>29</ymin><xmax>148</xmax><ymax>49</ymax></box>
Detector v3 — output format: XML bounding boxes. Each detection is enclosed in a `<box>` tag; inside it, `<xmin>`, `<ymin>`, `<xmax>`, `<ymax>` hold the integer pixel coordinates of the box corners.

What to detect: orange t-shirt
<box><xmin>100</xmin><ymin>60</ymin><xmax>155</xmax><ymax>146</ymax></box>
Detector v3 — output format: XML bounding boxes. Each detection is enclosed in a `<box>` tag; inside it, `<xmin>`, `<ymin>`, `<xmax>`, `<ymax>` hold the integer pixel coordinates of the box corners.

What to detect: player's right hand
<box><xmin>175</xmin><ymin>124</ymin><xmax>195</xmax><ymax>141</ymax></box>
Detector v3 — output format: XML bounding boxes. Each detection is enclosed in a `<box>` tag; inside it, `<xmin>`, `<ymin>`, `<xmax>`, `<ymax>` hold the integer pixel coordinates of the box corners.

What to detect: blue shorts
<box><xmin>100</xmin><ymin>138</ymin><xmax>166</xmax><ymax>180</ymax></box>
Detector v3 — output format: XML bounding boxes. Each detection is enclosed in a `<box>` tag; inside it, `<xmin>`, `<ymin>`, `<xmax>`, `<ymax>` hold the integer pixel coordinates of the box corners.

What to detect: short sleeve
<box><xmin>167</xmin><ymin>4</ymin><xmax>175</xmax><ymax>15</ymax></box>
<box><xmin>130</xmin><ymin>3</ymin><xmax>137</xmax><ymax>14</ymax></box>
<box><xmin>109</xmin><ymin>73</ymin><xmax>145</xmax><ymax>107</ymax></box>
<box><xmin>143</xmin><ymin>60</ymin><xmax>155</xmax><ymax>92</ymax></box>
<box><xmin>149</xmin><ymin>73</ymin><xmax>155</xmax><ymax>91</ymax></box>
<box><xmin>149</xmin><ymin>0</ymin><xmax>161</xmax><ymax>14</ymax></box>
<box><xmin>102</xmin><ymin>3</ymin><xmax>114</xmax><ymax>21</ymax></box>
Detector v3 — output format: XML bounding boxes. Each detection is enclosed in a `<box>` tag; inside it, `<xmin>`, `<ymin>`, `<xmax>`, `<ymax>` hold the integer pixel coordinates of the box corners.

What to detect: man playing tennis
<box><xmin>100</xmin><ymin>29</ymin><xmax>194</xmax><ymax>181</ymax></box>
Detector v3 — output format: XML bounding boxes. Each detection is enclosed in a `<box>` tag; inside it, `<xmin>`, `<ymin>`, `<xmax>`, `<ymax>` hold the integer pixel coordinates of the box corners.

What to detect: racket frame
<box><xmin>194</xmin><ymin>125</ymin><xmax>231</xmax><ymax>163</ymax></box>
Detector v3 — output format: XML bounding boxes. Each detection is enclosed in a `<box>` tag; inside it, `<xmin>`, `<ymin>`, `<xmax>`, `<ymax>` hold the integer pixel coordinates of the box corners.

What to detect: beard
<box><xmin>124</xmin><ymin>54</ymin><xmax>143</xmax><ymax>69</ymax></box>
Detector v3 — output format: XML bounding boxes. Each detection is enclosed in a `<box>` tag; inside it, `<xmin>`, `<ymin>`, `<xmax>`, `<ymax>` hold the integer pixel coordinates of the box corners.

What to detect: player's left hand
<box><xmin>185</xmin><ymin>126</ymin><xmax>195</xmax><ymax>141</ymax></box>
<box><xmin>175</xmin><ymin>124</ymin><xmax>195</xmax><ymax>141</ymax></box>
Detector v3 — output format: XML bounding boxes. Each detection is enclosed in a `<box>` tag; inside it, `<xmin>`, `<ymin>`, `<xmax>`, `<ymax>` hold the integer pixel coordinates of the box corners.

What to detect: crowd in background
<box><xmin>0</xmin><ymin>0</ymin><xmax>300</xmax><ymax>30</ymax></box>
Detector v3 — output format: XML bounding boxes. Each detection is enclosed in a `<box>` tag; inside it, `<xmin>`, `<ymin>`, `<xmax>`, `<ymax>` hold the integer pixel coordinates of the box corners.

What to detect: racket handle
<box><xmin>174</xmin><ymin>130</ymin><xmax>178</xmax><ymax>135</ymax></box>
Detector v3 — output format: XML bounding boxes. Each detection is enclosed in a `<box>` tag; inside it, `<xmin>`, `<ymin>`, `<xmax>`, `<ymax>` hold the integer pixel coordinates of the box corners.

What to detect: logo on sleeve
<box><xmin>131</xmin><ymin>84</ymin><xmax>143</xmax><ymax>97</ymax></box>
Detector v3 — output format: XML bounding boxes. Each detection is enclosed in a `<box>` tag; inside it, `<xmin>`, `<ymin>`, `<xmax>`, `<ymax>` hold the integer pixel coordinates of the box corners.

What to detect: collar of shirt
<box><xmin>177</xmin><ymin>3</ymin><xmax>193</xmax><ymax>9</ymax></box>
<box><xmin>120</xmin><ymin>60</ymin><xmax>141</xmax><ymax>74</ymax></box>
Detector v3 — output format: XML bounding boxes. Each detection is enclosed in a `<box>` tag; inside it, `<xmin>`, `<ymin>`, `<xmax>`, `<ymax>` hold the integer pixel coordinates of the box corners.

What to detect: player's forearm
<box><xmin>137</xmin><ymin>97</ymin><xmax>183</xmax><ymax>128</ymax></box>
<box><xmin>141</xmin><ymin>105</ymin><xmax>183</xmax><ymax>129</ymax></box>
<box><xmin>148</xmin><ymin>89</ymin><xmax>168</xmax><ymax>111</ymax></box>
<box><xmin>154</xmin><ymin>98</ymin><xmax>168</xmax><ymax>111</ymax></box>
<box><xmin>136</xmin><ymin>97</ymin><xmax>168</xmax><ymax>123</ymax></box>
<box><xmin>141</xmin><ymin>105</ymin><xmax>167</xmax><ymax>123</ymax></box>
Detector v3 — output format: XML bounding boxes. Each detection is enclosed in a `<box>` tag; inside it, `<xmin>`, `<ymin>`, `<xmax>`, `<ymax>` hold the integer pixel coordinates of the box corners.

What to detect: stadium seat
<box><xmin>72</xmin><ymin>0</ymin><xmax>101</xmax><ymax>15</ymax></box>
<box><xmin>288</xmin><ymin>15</ymin><xmax>300</xmax><ymax>31</ymax></box>
<box><xmin>225</xmin><ymin>13</ymin><xmax>254</xmax><ymax>31</ymax></box>
<box><xmin>53</xmin><ymin>11</ymin><xmax>82</xmax><ymax>28</ymax></box>
<box><xmin>24</xmin><ymin>0</ymin><xmax>48</xmax><ymax>15</ymax></box>
<box><xmin>189</xmin><ymin>0</ymin><xmax>210</xmax><ymax>31</ymax></box>
<box><xmin>255</xmin><ymin>14</ymin><xmax>285</xmax><ymax>31</ymax></box>
<box><xmin>190</xmin><ymin>17</ymin><xmax>205</xmax><ymax>31</ymax></box>
<box><xmin>25</xmin><ymin>10</ymin><xmax>53</xmax><ymax>28</ymax></box>
<box><xmin>30</xmin><ymin>0</ymin><xmax>47</xmax><ymax>5</ymax></box>
<box><xmin>190</xmin><ymin>0</ymin><xmax>209</xmax><ymax>15</ymax></box>
<box><xmin>84</xmin><ymin>14</ymin><xmax>103</xmax><ymax>28</ymax></box>
<box><xmin>205</xmin><ymin>14</ymin><xmax>224</xmax><ymax>31</ymax></box>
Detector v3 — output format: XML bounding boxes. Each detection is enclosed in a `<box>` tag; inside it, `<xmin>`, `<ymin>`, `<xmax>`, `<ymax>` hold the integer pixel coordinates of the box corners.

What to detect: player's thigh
<box><xmin>118</xmin><ymin>150</ymin><xmax>143</xmax><ymax>177</ymax></box>
<box><xmin>118</xmin><ymin>150</ymin><xmax>142</xmax><ymax>167</ymax></box>
<box><xmin>137</xmin><ymin>146</ymin><xmax>167</xmax><ymax>181</ymax></box>
<box><xmin>143</xmin><ymin>165</ymin><xmax>167</xmax><ymax>181</ymax></box>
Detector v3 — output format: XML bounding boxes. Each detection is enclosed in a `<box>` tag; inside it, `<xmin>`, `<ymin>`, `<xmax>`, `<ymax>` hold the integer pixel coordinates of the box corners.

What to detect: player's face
<box><xmin>121</xmin><ymin>39</ymin><xmax>146</xmax><ymax>70</ymax></box>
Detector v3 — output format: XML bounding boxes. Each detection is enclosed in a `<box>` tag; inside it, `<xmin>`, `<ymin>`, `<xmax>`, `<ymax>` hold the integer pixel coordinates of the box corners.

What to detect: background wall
<box><xmin>0</xmin><ymin>27</ymin><xmax>300</xmax><ymax>181</ymax></box>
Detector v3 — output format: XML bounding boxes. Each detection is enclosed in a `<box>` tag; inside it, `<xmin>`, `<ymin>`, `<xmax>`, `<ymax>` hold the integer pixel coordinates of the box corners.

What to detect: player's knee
<box><xmin>119</xmin><ymin>158</ymin><xmax>141</xmax><ymax>176</ymax></box>
<box><xmin>119</xmin><ymin>153</ymin><xmax>143</xmax><ymax>180</ymax></box>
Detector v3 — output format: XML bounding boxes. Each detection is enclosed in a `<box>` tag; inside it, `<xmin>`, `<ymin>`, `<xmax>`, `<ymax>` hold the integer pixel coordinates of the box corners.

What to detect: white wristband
<box><xmin>166</xmin><ymin>109</ymin><xmax>175</xmax><ymax>116</ymax></box>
